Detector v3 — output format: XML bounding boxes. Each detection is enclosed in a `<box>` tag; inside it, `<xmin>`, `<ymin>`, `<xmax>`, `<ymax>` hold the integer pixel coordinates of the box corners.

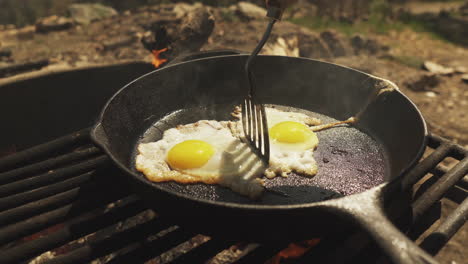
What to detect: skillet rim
<box><xmin>91</xmin><ymin>54</ymin><xmax>428</xmax><ymax>210</ymax></box>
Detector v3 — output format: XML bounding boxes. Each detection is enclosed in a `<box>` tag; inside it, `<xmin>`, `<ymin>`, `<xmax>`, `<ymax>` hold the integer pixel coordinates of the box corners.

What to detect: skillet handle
<box><xmin>328</xmin><ymin>187</ymin><xmax>439</xmax><ymax>264</ymax></box>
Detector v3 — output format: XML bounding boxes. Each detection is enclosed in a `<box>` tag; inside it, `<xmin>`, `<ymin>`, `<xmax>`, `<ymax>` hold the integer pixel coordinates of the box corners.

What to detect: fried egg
<box><xmin>135</xmin><ymin>120</ymin><xmax>266</xmax><ymax>199</ymax></box>
<box><xmin>232</xmin><ymin>107</ymin><xmax>321</xmax><ymax>178</ymax></box>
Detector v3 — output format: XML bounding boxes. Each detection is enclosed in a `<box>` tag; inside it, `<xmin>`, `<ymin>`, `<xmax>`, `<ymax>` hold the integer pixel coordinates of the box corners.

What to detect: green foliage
<box><xmin>288</xmin><ymin>0</ymin><xmax>452</xmax><ymax>43</ymax></box>
<box><xmin>368</xmin><ymin>0</ymin><xmax>393</xmax><ymax>33</ymax></box>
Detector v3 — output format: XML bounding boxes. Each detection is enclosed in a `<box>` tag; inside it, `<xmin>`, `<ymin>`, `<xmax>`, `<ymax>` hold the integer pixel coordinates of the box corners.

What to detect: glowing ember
<box><xmin>266</xmin><ymin>239</ymin><xmax>321</xmax><ymax>264</ymax></box>
<box><xmin>151</xmin><ymin>48</ymin><xmax>168</xmax><ymax>68</ymax></box>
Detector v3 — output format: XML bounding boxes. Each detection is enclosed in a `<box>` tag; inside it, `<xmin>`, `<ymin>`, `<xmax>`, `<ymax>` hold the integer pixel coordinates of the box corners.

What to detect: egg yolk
<box><xmin>269</xmin><ymin>121</ymin><xmax>313</xmax><ymax>143</ymax></box>
<box><xmin>167</xmin><ymin>140</ymin><xmax>215</xmax><ymax>170</ymax></box>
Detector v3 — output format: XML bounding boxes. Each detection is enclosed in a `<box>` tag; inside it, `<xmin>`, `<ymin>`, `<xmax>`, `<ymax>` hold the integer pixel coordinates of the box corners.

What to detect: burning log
<box><xmin>176</xmin><ymin>7</ymin><xmax>215</xmax><ymax>54</ymax></box>
<box><xmin>141</xmin><ymin>5</ymin><xmax>215</xmax><ymax>66</ymax></box>
<box><xmin>151</xmin><ymin>48</ymin><xmax>168</xmax><ymax>68</ymax></box>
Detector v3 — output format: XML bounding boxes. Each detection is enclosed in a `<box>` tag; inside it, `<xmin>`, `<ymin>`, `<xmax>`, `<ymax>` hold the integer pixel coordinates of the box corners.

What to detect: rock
<box><xmin>68</xmin><ymin>4</ymin><xmax>118</xmax><ymax>25</ymax></box>
<box><xmin>423</xmin><ymin>61</ymin><xmax>455</xmax><ymax>75</ymax></box>
<box><xmin>350</xmin><ymin>35</ymin><xmax>365</xmax><ymax>54</ymax></box>
<box><xmin>173</xmin><ymin>2</ymin><xmax>203</xmax><ymax>19</ymax></box>
<box><xmin>102</xmin><ymin>36</ymin><xmax>136</xmax><ymax>50</ymax></box>
<box><xmin>405</xmin><ymin>73</ymin><xmax>440</xmax><ymax>91</ymax></box>
<box><xmin>16</xmin><ymin>26</ymin><xmax>35</xmax><ymax>40</ymax></box>
<box><xmin>298</xmin><ymin>32</ymin><xmax>332</xmax><ymax>59</ymax></box>
<box><xmin>36</xmin><ymin>15</ymin><xmax>74</xmax><ymax>33</ymax></box>
<box><xmin>0</xmin><ymin>48</ymin><xmax>12</xmax><ymax>58</ymax></box>
<box><xmin>425</xmin><ymin>91</ymin><xmax>437</xmax><ymax>98</ymax></box>
<box><xmin>236</xmin><ymin>2</ymin><xmax>267</xmax><ymax>20</ymax></box>
<box><xmin>433</xmin><ymin>13</ymin><xmax>468</xmax><ymax>46</ymax></box>
<box><xmin>455</xmin><ymin>66</ymin><xmax>468</xmax><ymax>73</ymax></box>
<box><xmin>462</xmin><ymin>74</ymin><xmax>468</xmax><ymax>83</ymax></box>
<box><xmin>350</xmin><ymin>35</ymin><xmax>382</xmax><ymax>55</ymax></box>
<box><xmin>264</xmin><ymin>35</ymin><xmax>299</xmax><ymax>57</ymax></box>
<box><xmin>320</xmin><ymin>30</ymin><xmax>348</xmax><ymax>57</ymax></box>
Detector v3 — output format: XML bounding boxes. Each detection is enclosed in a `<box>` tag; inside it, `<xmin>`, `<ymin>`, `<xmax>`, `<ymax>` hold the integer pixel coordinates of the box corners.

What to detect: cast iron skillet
<box><xmin>91</xmin><ymin>54</ymin><xmax>437</xmax><ymax>264</ymax></box>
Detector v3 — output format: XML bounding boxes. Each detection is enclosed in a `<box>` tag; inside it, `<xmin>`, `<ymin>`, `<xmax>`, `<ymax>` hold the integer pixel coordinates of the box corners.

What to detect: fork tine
<box><xmin>246</xmin><ymin>99</ymin><xmax>253</xmax><ymax>141</ymax></box>
<box><xmin>241</xmin><ymin>97</ymin><xmax>270</xmax><ymax>163</ymax></box>
<box><xmin>241</xmin><ymin>19</ymin><xmax>276</xmax><ymax>164</ymax></box>
<box><xmin>252</xmin><ymin>100</ymin><xmax>259</xmax><ymax>147</ymax></box>
<box><xmin>254</xmin><ymin>102</ymin><xmax>262</xmax><ymax>150</ymax></box>
<box><xmin>259</xmin><ymin>103</ymin><xmax>270</xmax><ymax>161</ymax></box>
<box><xmin>241</xmin><ymin>99</ymin><xmax>248</xmax><ymax>138</ymax></box>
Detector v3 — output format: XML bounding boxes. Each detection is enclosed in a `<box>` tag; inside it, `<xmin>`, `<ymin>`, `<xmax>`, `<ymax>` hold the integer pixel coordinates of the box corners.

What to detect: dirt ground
<box><xmin>1</xmin><ymin>5</ymin><xmax>466</xmax><ymax>146</ymax></box>
<box><xmin>205</xmin><ymin>18</ymin><xmax>468</xmax><ymax>147</ymax></box>
<box><xmin>0</xmin><ymin>2</ymin><xmax>466</xmax><ymax>263</ymax></box>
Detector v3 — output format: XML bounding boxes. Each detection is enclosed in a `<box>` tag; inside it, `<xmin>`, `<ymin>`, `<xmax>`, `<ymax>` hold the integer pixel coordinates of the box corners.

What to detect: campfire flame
<box><xmin>151</xmin><ymin>48</ymin><xmax>168</xmax><ymax>68</ymax></box>
<box><xmin>266</xmin><ymin>239</ymin><xmax>321</xmax><ymax>264</ymax></box>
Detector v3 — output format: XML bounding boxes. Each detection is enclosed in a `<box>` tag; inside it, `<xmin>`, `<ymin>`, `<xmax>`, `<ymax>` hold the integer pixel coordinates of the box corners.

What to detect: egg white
<box><xmin>232</xmin><ymin>107</ymin><xmax>321</xmax><ymax>178</ymax></box>
<box><xmin>135</xmin><ymin>120</ymin><xmax>266</xmax><ymax>199</ymax></box>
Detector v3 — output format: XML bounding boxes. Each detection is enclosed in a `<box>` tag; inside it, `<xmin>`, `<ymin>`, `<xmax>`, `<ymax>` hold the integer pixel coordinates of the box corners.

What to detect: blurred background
<box><xmin>0</xmin><ymin>1</ymin><xmax>466</xmax><ymax>262</ymax></box>
<box><xmin>2</xmin><ymin>0</ymin><xmax>466</xmax><ymax>143</ymax></box>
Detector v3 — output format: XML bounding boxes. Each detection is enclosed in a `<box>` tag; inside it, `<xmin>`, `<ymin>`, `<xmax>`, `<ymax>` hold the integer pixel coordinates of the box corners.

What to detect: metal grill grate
<box><xmin>0</xmin><ymin>130</ymin><xmax>466</xmax><ymax>264</ymax></box>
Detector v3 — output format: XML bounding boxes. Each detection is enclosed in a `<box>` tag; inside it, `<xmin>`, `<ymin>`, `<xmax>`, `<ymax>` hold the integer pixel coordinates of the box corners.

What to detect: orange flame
<box><xmin>266</xmin><ymin>239</ymin><xmax>321</xmax><ymax>264</ymax></box>
<box><xmin>151</xmin><ymin>48</ymin><xmax>168</xmax><ymax>68</ymax></box>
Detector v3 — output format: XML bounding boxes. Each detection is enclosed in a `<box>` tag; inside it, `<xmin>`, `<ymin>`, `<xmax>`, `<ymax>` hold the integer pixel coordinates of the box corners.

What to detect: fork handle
<box><xmin>245</xmin><ymin>19</ymin><xmax>276</xmax><ymax>96</ymax></box>
<box><xmin>266</xmin><ymin>0</ymin><xmax>298</xmax><ymax>20</ymax></box>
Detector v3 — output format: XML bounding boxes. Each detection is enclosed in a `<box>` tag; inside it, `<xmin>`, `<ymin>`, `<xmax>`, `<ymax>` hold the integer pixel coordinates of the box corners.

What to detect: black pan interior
<box><xmin>136</xmin><ymin>104</ymin><xmax>387</xmax><ymax>205</ymax></box>
<box><xmin>98</xmin><ymin>55</ymin><xmax>426</xmax><ymax>206</ymax></box>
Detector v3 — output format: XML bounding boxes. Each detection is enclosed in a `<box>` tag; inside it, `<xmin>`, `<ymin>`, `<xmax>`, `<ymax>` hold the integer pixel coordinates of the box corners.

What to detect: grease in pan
<box><xmin>135</xmin><ymin>106</ymin><xmax>354</xmax><ymax>199</ymax></box>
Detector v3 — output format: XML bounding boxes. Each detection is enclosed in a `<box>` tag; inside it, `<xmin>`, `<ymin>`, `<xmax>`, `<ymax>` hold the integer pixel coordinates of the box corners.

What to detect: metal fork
<box><xmin>242</xmin><ymin>19</ymin><xmax>277</xmax><ymax>164</ymax></box>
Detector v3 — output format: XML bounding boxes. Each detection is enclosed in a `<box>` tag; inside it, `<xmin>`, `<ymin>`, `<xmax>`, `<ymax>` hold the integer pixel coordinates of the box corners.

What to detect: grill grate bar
<box><xmin>0</xmin><ymin>171</ymin><xmax>95</xmax><ymax>212</ymax></box>
<box><xmin>298</xmin><ymin>234</ymin><xmax>361</xmax><ymax>263</ymax></box>
<box><xmin>444</xmin><ymin>185</ymin><xmax>467</xmax><ymax>205</ymax></box>
<box><xmin>0</xmin><ymin>196</ymin><xmax>146</xmax><ymax>264</ymax></box>
<box><xmin>402</xmin><ymin>143</ymin><xmax>452</xmax><ymax>190</ymax></box>
<box><xmin>0</xmin><ymin>146</ymin><xmax>101</xmax><ymax>185</ymax></box>
<box><xmin>41</xmin><ymin>219</ymin><xmax>175</xmax><ymax>264</ymax></box>
<box><xmin>413</xmin><ymin>157</ymin><xmax>468</xmax><ymax>222</ymax></box>
<box><xmin>427</xmin><ymin>166</ymin><xmax>467</xmax><ymax>204</ymax></box>
<box><xmin>106</xmin><ymin>228</ymin><xmax>197</xmax><ymax>264</ymax></box>
<box><xmin>419</xmin><ymin>197</ymin><xmax>468</xmax><ymax>256</ymax></box>
<box><xmin>0</xmin><ymin>130</ymin><xmax>466</xmax><ymax>264</ymax></box>
<box><xmin>432</xmin><ymin>165</ymin><xmax>468</xmax><ymax>191</ymax></box>
<box><xmin>234</xmin><ymin>244</ymin><xmax>287</xmax><ymax>264</ymax></box>
<box><xmin>428</xmin><ymin>134</ymin><xmax>467</xmax><ymax>160</ymax></box>
<box><xmin>0</xmin><ymin>128</ymin><xmax>91</xmax><ymax>172</ymax></box>
<box><xmin>0</xmin><ymin>179</ymin><xmax>94</xmax><ymax>227</ymax></box>
<box><xmin>0</xmin><ymin>155</ymin><xmax>108</xmax><ymax>198</ymax></box>
<box><xmin>460</xmin><ymin>176</ymin><xmax>468</xmax><ymax>190</ymax></box>
<box><xmin>0</xmin><ymin>184</ymin><xmax>129</xmax><ymax>246</ymax></box>
<box><xmin>169</xmin><ymin>238</ymin><xmax>235</xmax><ymax>264</ymax></box>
